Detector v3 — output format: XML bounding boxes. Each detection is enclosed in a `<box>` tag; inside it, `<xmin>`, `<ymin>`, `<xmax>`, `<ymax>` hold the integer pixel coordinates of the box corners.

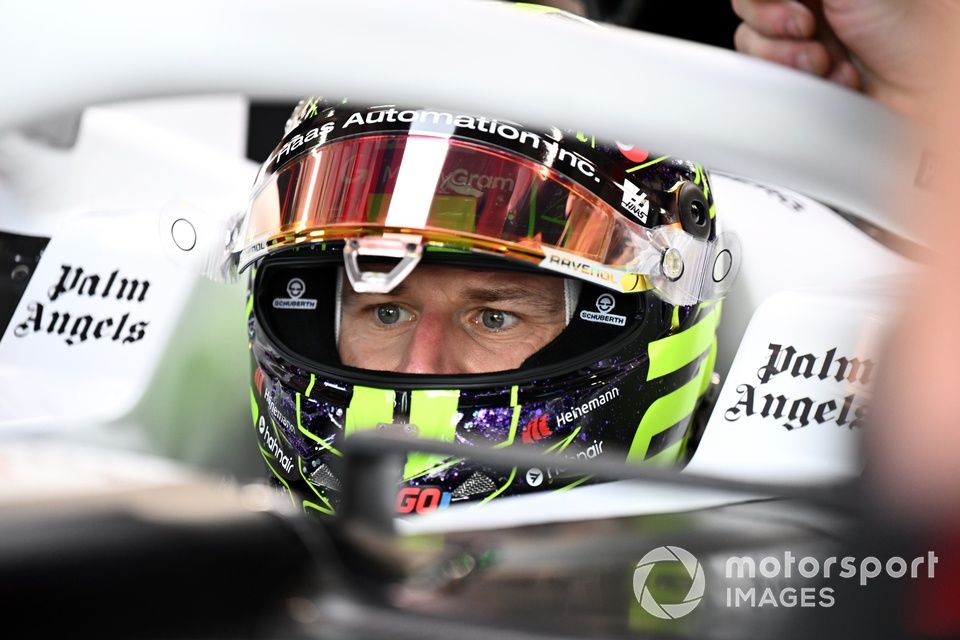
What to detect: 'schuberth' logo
<box><xmin>580</xmin><ymin>294</ymin><xmax>626</xmax><ymax>327</ymax></box>
<box><xmin>273</xmin><ymin>277</ymin><xmax>318</xmax><ymax>310</ymax></box>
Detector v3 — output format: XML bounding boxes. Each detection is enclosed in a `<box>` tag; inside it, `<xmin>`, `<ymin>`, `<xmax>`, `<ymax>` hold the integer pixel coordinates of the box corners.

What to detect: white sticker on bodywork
<box><xmin>0</xmin><ymin>209</ymin><xmax>195</xmax><ymax>430</ymax></box>
<box><xmin>688</xmin><ymin>288</ymin><xmax>889</xmax><ymax>483</ymax></box>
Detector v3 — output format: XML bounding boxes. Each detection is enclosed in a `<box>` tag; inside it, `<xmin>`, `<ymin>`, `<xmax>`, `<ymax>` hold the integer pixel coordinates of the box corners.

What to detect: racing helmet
<box><xmin>239</xmin><ymin>97</ymin><xmax>738</xmax><ymax>516</ymax></box>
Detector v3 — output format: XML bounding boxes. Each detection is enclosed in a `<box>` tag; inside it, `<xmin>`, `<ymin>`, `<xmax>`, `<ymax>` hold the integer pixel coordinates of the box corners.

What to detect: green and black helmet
<box><xmin>239</xmin><ymin>96</ymin><xmax>739</xmax><ymax>516</ymax></box>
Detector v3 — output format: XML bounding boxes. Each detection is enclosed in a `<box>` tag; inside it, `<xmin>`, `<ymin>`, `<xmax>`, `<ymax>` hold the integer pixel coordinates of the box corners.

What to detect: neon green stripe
<box><xmin>303</xmin><ymin>500</ymin><xmax>336</xmax><ymax>515</ymax></box>
<box><xmin>544</xmin><ymin>426</ymin><xmax>581</xmax><ymax>454</ymax></box>
<box><xmin>250</xmin><ymin>388</ymin><xmax>259</xmax><ymax>426</ymax></box>
<box><xmin>480</xmin><ymin>467</ymin><xmax>517</xmax><ymax>504</ymax></box>
<box><xmin>245</xmin><ymin>295</ymin><xmax>253</xmax><ymax>319</ymax></box>
<box><xmin>345</xmin><ymin>386</ymin><xmax>395</xmax><ymax>436</ymax></box>
<box><xmin>494</xmin><ymin>385</ymin><xmax>521</xmax><ymax>449</ymax></box>
<box><xmin>258</xmin><ymin>449</ymin><xmax>297</xmax><ymax>508</ymax></box>
<box><xmin>709</xmin><ymin>203</ymin><xmax>716</xmax><ymax>219</ymax></box>
<box><xmin>626</xmin><ymin>155</ymin><xmax>669</xmax><ymax>174</ymax></box>
<box><xmin>627</xmin><ymin>359</ymin><xmax>709</xmax><ymax>461</ymax></box>
<box><xmin>693</xmin><ymin>164</ymin><xmax>702</xmax><ymax>185</ymax></box>
<box><xmin>404</xmin><ymin>389</ymin><xmax>461</xmax><ymax>479</ymax></box>
<box><xmin>317</xmin><ymin>493</ymin><xmax>336</xmax><ymax>513</ymax></box>
<box><xmin>305</xmin><ymin>373</ymin><xmax>316</xmax><ymax>397</ymax></box>
<box><xmin>670</xmin><ymin>306</ymin><xmax>680</xmax><ymax>331</ymax></box>
<box><xmin>297</xmin><ymin>392</ymin><xmax>343</xmax><ymax>457</ymax></box>
<box><xmin>405</xmin><ymin>457</ymin><xmax>462</xmax><ymax>481</ymax></box>
<box><xmin>646</xmin><ymin>308</ymin><xmax>719</xmax><ymax>381</ymax></box>
<box><xmin>409</xmin><ymin>389</ymin><xmax>460</xmax><ymax>440</ymax></box>
<box><xmin>555</xmin><ymin>475</ymin><xmax>592</xmax><ymax>493</ymax></box>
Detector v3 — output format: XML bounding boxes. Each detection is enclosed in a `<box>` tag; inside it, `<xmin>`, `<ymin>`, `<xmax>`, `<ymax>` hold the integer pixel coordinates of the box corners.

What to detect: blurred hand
<box><xmin>869</xmin><ymin>31</ymin><xmax>960</xmax><ymax>520</ymax></box>
<box><xmin>732</xmin><ymin>0</ymin><xmax>954</xmax><ymax>117</ymax></box>
<box><xmin>734</xmin><ymin>1</ymin><xmax>960</xmax><ymax>520</ymax></box>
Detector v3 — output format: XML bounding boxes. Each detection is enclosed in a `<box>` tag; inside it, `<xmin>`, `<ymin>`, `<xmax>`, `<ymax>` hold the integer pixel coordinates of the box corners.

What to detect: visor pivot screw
<box><xmin>11</xmin><ymin>264</ymin><xmax>29</xmax><ymax>281</ymax></box>
<box><xmin>662</xmin><ymin>248</ymin><xmax>684</xmax><ymax>281</ymax></box>
<box><xmin>690</xmin><ymin>201</ymin><xmax>706</xmax><ymax>226</ymax></box>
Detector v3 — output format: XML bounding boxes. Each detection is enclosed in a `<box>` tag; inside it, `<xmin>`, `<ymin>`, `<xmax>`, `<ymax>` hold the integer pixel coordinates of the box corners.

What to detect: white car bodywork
<box><xmin>0</xmin><ymin>1</ymin><xmax>920</xmax><ymax>526</ymax></box>
<box><xmin>0</xmin><ymin>95</ymin><xmax>913</xmax><ymax>524</ymax></box>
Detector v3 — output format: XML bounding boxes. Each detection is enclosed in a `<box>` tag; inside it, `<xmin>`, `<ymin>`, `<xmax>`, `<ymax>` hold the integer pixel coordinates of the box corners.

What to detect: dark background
<box><xmin>245</xmin><ymin>0</ymin><xmax>741</xmax><ymax>163</ymax></box>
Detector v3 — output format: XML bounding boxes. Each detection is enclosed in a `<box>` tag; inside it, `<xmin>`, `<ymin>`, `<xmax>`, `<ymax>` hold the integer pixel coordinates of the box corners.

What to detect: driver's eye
<box><xmin>376</xmin><ymin>303</ymin><xmax>402</xmax><ymax>325</ymax></box>
<box><xmin>480</xmin><ymin>309</ymin><xmax>506</xmax><ymax>330</ymax></box>
<box><xmin>478</xmin><ymin>309</ymin><xmax>519</xmax><ymax>332</ymax></box>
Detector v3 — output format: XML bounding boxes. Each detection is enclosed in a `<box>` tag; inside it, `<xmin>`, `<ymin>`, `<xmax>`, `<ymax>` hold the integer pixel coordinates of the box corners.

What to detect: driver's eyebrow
<box><xmin>462</xmin><ymin>285</ymin><xmax>563</xmax><ymax>314</ymax></box>
<box><xmin>341</xmin><ymin>281</ymin><xmax>564</xmax><ymax>315</ymax></box>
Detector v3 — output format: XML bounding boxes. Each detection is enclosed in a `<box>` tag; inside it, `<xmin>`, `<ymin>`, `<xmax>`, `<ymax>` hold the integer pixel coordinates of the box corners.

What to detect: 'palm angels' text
<box><xmin>14</xmin><ymin>264</ymin><xmax>150</xmax><ymax>346</ymax></box>
<box><xmin>724</xmin><ymin>343</ymin><xmax>870</xmax><ymax>430</ymax></box>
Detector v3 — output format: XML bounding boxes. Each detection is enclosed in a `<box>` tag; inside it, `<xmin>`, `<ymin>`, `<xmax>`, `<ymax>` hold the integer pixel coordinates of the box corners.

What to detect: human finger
<box><xmin>827</xmin><ymin>58</ymin><xmax>861</xmax><ymax>90</ymax></box>
<box><xmin>734</xmin><ymin>22</ymin><xmax>832</xmax><ymax>75</ymax></box>
<box><xmin>731</xmin><ymin>0</ymin><xmax>818</xmax><ymax>39</ymax></box>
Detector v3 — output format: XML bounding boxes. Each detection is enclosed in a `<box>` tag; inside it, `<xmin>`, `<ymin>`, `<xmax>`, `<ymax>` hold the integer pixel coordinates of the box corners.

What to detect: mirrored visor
<box><xmin>241</xmin><ymin>134</ymin><xmax>623</xmax><ymax>264</ymax></box>
<box><xmin>238</xmin><ymin>134</ymin><xmax>737</xmax><ymax>304</ymax></box>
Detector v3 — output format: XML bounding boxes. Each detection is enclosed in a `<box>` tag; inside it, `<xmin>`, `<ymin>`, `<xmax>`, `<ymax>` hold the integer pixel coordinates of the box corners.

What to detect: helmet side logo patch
<box><xmin>596</xmin><ymin>293</ymin><xmax>616</xmax><ymax>313</ymax></box>
<box><xmin>619</xmin><ymin>179</ymin><xmax>650</xmax><ymax>224</ymax></box>
<box><xmin>525</xmin><ymin>468</ymin><xmax>544</xmax><ymax>487</ymax></box>
<box><xmin>273</xmin><ymin>277</ymin><xmax>318</xmax><ymax>310</ymax></box>
<box><xmin>287</xmin><ymin>277</ymin><xmax>305</xmax><ymax>298</ymax></box>
<box><xmin>580</xmin><ymin>294</ymin><xmax>626</xmax><ymax>327</ymax></box>
<box><xmin>521</xmin><ymin>414</ymin><xmax>553</xmax><ymax>444</ymax></box>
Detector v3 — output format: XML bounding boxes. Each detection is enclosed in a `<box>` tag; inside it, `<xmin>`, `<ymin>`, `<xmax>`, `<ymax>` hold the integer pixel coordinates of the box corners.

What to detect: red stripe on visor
<box><xmin>237</xmin><ymin>134</ymin><xmax>738</xmax><ymax>304</ymax></box>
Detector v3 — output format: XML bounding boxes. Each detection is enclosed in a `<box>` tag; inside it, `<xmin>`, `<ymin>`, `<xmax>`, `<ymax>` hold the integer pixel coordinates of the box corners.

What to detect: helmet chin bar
<box><xmin>343</xmin><ymin>234</ymin><xmax>424</xmax><ymax>293</ymax></box>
